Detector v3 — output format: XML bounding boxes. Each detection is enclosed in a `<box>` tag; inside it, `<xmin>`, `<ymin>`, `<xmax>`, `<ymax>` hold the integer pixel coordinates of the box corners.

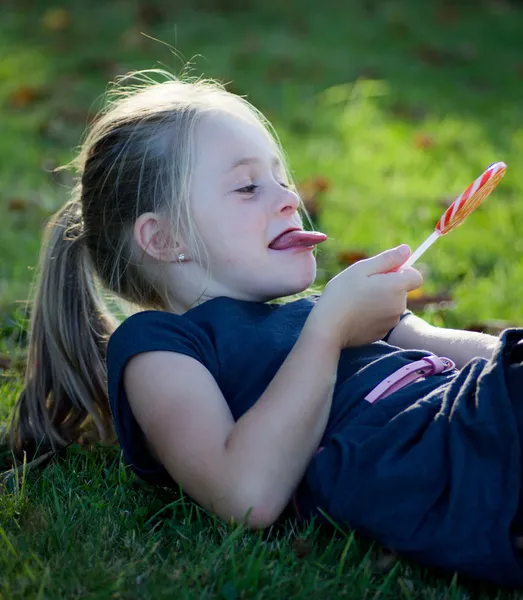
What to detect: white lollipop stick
<box><xmin>402</xmin><ymin>231</ymin><xmax>440</xmax><ymax>268</ymax></box>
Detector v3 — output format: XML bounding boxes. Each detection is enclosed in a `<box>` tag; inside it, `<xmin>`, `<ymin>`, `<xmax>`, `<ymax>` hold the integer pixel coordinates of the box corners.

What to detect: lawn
<box><xmin>2</xmin><ymin>0</ymin><xmax>523</xmax><ymax>597</ymax></box>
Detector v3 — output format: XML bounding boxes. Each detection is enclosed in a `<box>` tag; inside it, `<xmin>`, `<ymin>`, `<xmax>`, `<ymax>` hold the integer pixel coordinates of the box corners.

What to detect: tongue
<box><xmin>269</xmin><ymin>230</ymin><xmax>328</xmax><ymax>250</ymax></box>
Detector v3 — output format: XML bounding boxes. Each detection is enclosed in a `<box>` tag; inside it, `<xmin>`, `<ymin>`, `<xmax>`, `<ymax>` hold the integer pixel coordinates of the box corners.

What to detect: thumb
<box><xmin>364</xmin><ymin>244</ymin><xmax>411</xmax><ymax>275</ymax></box>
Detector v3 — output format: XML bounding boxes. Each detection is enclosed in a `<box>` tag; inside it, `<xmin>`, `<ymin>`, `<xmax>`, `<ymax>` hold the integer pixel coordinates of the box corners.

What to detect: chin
<box><xmin>254</xmin><ymin>251</ymin><xmax>318</xmax><ymax>299</ymax></box>
<box><xmin>279</xmin><ymin>273</ymin><xmax>316</xmax><ymax>299</ymax></box>
<box><xmin>257</xmin><ymin>276</ymin><xmax>314</xmax><ymax>302</ymax></box>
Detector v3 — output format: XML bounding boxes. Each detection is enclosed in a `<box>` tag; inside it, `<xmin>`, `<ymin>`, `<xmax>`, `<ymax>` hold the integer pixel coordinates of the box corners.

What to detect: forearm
<box><xmin>388</xmin><ymin>314</ymin><xmax>500</xmax><ymax>369</ymax></box>
<box><xmin>225</xmin><ymin>322</ymin><xmax>340</xmax><ymax>526</ymax></box>
<box><xmin>418</xmin><ymin>328</ymin><xmax>499</xmax><ymax>369</ymax></box>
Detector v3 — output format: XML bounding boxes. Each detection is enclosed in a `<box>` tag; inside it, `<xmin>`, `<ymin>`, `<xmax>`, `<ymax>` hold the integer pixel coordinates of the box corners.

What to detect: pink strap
<box><xmin>364</xmin><ymin>355</ymin><xmax>455</xmax><ymax>404</ymax></box>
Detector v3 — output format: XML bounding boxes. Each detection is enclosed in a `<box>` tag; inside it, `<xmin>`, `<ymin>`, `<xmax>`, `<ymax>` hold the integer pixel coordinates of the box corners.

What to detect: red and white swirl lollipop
<box><xmin>403</xmin><ymin>162</ymin><xmax>507</xmax><ymax>268</ymax></box>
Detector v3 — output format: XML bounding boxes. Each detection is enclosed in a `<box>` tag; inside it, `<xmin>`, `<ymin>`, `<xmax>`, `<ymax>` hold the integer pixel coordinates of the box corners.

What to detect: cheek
<box><xmin>192</xmin><ymin>197</ymin><xmax>266</xmax><ymax>259</ymax></box>
<box><xmin>215</xmin><ymin>231</ymin><xmax>259</xmax><ymax>262</ymax></box>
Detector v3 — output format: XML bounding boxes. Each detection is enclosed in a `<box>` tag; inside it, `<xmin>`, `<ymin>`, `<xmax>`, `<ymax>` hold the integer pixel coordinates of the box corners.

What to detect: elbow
<box><xmin>230</xmin><ymin>501</ymin><xmax>278</xmax><ymax>530</ymax></box>
<box><xmin>227</xmin><ymin>488</ymin><xmax>281</xmax><ymax>530</ymax></box>
<box><xmin>218</xmin><ymin>475</ymin><xmax>284</xmax><ymax>529</ymax></box>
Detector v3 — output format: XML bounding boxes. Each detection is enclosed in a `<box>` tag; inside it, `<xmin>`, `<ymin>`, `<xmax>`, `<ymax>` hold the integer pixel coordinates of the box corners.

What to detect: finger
<box><xmin>394</xmin><ymin>267</ymin><xmax>424</xmax><ymax>292</ymax></box>
<box><xmin>362</xmin><ymin>245</ymin><xmax>411</xmax><ymax>275</ymax></box>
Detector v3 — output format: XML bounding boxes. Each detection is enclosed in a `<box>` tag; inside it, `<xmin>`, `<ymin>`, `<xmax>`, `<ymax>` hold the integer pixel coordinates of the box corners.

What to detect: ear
<box><xmin>134</xmin><ymin>213</ymin><xmax>186</xmax><ymax>262</ymax></box>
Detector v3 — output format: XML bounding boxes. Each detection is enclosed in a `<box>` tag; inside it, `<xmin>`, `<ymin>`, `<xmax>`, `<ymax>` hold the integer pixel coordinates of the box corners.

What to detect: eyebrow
<box><xmin>227</xmin><ymin>156</ymin><xmax>281</xmax><ymax>172</ymax></box>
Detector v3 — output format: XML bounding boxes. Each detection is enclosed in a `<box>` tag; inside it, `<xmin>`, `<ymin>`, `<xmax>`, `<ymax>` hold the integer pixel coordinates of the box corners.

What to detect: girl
<box><xmin>8</xmin><ymin>70</ymin><xmax>523</xmax><ymax>587</ymax></box>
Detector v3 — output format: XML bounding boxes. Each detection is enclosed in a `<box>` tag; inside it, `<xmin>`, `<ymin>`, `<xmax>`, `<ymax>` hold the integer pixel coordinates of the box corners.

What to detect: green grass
<box><xmin>0</xmin><ymin>444</ymin><xmax>505</xmax><ymax>600</ymax></box>
<box><xmin>2</xmin><ymin>0</ymin><xmax>523</xmax><ymax>597</ymax></box>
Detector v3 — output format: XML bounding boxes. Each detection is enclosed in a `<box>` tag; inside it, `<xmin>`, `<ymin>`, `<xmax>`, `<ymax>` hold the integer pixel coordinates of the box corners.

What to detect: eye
<box><xmin>236</xmin><ymin>184</ymin><xmax>259</xmax><ymax>194</ymax></box>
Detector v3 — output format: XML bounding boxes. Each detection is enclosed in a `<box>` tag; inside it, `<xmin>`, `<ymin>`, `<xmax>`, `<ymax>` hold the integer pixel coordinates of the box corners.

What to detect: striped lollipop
<box><xmin>403</xmin><ymin>162</ymin><xmax>507</xmax><ymax>268</ymax></box>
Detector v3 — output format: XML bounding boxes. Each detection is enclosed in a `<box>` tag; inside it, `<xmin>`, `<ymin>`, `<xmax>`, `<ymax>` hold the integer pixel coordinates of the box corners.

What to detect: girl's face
<box><xmin>189</xmin><ymin>112</ymin><xmax>318</xmax><ymax>303</ymax></box>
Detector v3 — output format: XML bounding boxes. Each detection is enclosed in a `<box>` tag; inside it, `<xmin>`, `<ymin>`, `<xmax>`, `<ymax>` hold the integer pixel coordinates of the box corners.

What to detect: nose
<box><xmin>274</xmin><ymin>184</ymin><xmax>300</xmax><ymax>215</ymax></box>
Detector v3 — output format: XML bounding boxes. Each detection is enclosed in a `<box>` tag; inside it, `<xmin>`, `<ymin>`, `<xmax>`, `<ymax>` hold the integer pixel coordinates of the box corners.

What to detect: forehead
<box><xmin>194</xmin><ymin>112</ymin><xmax>277</xmax><ymax>172</ymax></box>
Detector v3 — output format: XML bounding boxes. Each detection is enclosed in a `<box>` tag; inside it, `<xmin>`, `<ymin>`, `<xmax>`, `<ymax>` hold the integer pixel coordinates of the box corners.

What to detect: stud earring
<box><xmin>178</xmin><ymin>253</ymin><xmax>185</xmax><ymax>262</ymax></box>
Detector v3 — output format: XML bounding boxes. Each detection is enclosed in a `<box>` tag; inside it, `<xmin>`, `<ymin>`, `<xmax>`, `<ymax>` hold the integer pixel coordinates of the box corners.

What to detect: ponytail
<box><xmin>8</xmin><ymin>200</ymin><xmax>118</xmax><ymax>457</ymax></box>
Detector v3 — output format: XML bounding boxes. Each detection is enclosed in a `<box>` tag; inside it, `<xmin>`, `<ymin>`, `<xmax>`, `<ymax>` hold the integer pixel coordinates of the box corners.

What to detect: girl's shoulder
<box><xmin>109</xmin><ymin>309</ymin><xmax>184</xmax><ymax>347</ymax></box>
<box><xmin>111</xmin><ymin>308</ymin><xmax>177</xmax><ymax>332</ymax></box>
<box><xmin>107</xmin><ymin>309</ymin><xmax>217</xmax><ymax>372</ymax></box>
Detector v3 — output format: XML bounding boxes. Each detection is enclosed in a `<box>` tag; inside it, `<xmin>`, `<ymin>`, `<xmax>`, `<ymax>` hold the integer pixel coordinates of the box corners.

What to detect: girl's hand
<box><xmin>306</xmin><ymin>245</ymin><xmax>423</xmax><ymax>349</ymax></box>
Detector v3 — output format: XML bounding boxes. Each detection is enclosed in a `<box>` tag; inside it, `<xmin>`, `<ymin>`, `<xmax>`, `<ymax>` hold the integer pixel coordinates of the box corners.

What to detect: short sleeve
<box><xmin>106</xmin><ymin>310</ymin><xmax>219</xmax><ymax>486</ymax></box>
<box><xmin>382</xmin><ymin>309</ymin><xmax>413</xmax><ymax>343</ymax></box>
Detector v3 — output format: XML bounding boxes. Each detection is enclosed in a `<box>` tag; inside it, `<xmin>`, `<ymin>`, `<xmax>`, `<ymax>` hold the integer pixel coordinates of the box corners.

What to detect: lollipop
<box><xmin>402</xmin><ymin>161</ymin><xmax>507</xmax><ymax>269</ymax></box>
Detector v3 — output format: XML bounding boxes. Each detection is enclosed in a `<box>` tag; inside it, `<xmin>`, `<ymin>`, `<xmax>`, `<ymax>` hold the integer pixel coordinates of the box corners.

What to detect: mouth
<box><xmin>268</xmin><ymin>228</ymin><xmax>329</xmax><ymax>251</ymax></box>
<box><xmin>268</xmin><ymin>227</ymin><xmax>301</xmax><ymax>248</ymax></box>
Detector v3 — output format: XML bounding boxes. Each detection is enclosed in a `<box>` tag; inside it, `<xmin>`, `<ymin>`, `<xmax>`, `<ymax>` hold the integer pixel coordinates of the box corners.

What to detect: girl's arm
<box><xmin>387</xmin><ymin>313</ymin><xmax>500</xmax><ymax>369</ymax></box>
<box><xmin>124</xmin><ymin>323</ymin><xmax>340</xmax><ymax>530</ymax></box>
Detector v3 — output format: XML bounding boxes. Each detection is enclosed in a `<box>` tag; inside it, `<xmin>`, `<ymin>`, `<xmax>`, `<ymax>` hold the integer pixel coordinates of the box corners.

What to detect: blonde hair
<box><xmin>8</xmin><ymin>69</ymin><xmax>313</xmax><ymax>457</ymax></box>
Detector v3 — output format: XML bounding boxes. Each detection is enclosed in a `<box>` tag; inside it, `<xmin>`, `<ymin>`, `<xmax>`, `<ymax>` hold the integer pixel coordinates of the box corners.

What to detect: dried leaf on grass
<box><xmin>7</xmin><ymin>198</ymin><xmax>28</xmax><ymax>212</ymax></box>
<box><xmin>9</xmin><ymin>86</ymin><xmax>45</xmax><ymax>109</ymax></box>
<box><xmin>41</xmin><ymin>8</ymin><xmax>71</xmax><ymax>31</ymax></box>
<box><xmin>413</xmin><ymin>132</ymin><xmax>435</xmax><ymax>150</ymax></box>
<box><xmin>292</xmin><ymin>537</ymin><xmax>314</xmax><ymax>558</ymax></box>
<box><xmin>298</xmin><ymin>176</ymin><xmax>331</xmax><ymax>221</ymax></box>
<box><xmin>337</xmin><ymin>250</ymin><xmax>370</xmax><ymax>266</ymax></box>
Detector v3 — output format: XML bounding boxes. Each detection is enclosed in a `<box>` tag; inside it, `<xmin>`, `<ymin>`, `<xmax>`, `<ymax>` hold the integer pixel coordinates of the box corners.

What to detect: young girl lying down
<box><xmin>9</xmin><ymin>69</ymin><xmax>523</xmax><ymax>588</ymax></box>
